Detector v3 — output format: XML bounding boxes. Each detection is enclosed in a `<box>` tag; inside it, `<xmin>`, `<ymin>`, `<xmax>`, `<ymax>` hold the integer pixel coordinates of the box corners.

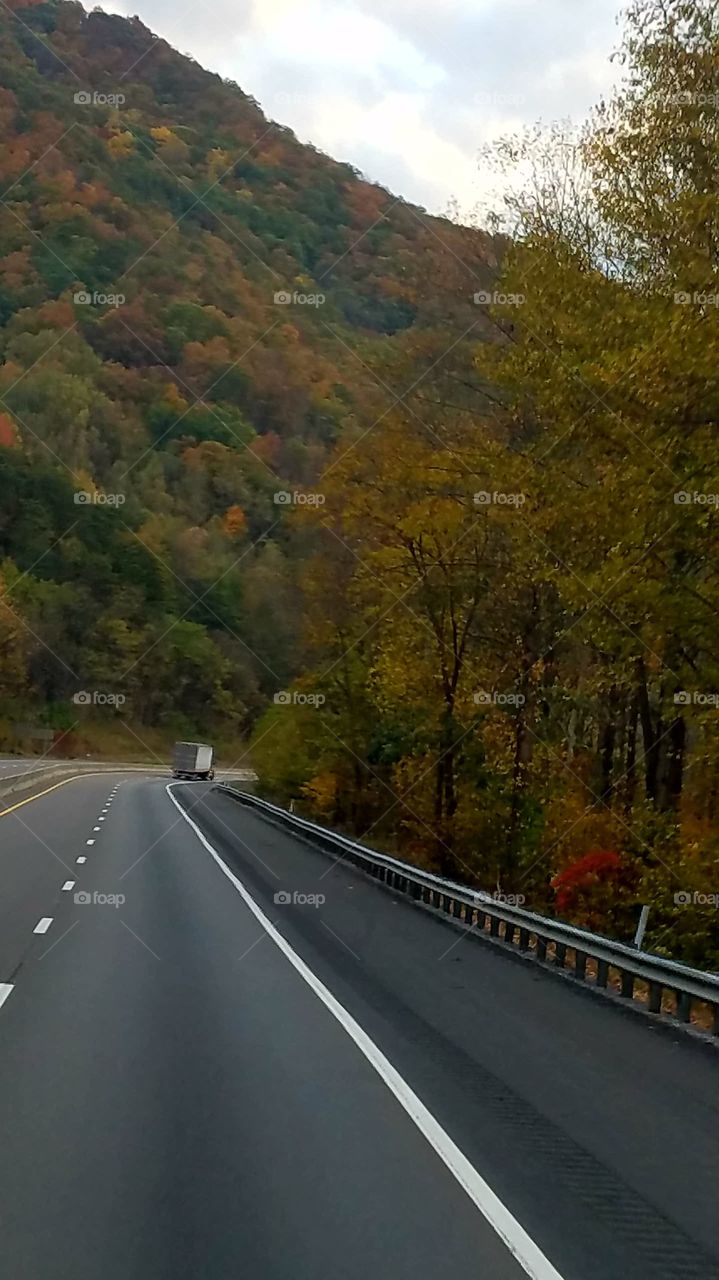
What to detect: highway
<box><xmin>0</xmin><ymin>775</ymin><xmax>717</xmax><ymax>1279</ymax></box>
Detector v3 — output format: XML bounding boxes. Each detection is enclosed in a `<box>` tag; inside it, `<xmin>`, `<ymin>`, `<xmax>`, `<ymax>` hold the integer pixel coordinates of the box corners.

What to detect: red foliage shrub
<box><xmin>550</xmin><ymin>850</ymin><xmax>637</xmax><ymax>934</ymax></box>
<box><xmin>552</xmin><ymin>849</ymin><xmax>622</xmax><ymax>911</ymax></box>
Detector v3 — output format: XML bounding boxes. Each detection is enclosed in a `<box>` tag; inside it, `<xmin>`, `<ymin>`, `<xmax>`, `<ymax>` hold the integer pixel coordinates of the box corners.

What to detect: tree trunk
<box><xmin>435</xmin><ymin>706</ymin><xmax>458</xmax><ymax>875</ymax></box>
<box><xmin>599</xmin><ymin>685</ymin><xmax>618</xmax><ymax>805</ymax></box>
<box><xmin>623</xmin><ymin>692</ymin><xmax>639</xmax><ymax>816</ymax></box>
<box><xmin>656</xmin><ymin>712</ymin><xmax>685</xmax><ymax>811</ymax></box>
<box><xmin>636</xmin><ymin>660</ymin><xmax>659</xmax><ymax>803</ymax></box>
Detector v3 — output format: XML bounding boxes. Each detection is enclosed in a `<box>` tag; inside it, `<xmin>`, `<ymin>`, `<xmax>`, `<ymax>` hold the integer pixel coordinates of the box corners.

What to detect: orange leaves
<box><xmin>222</xmin><ymin>505</ymin><xmax>247</xmax><ymax>538</ymax></box>
<box><xmin>0</xmin><ymin>414</ymin><xmax>19</xmax><ymax>449</ymax></box>
<box><xmin>249</xmin><ymin>432</ymin><xmax>281</xmax><ymax>467</ymax></box>
<box><xmin>343</xmin><ymin>182</ymin><xmax>389</xmax><ymax>230</ymax></box>
<box><xmin>35</xmin><ymin>300</ymin><xmax>75</xmax><ymax>329</ymax></box>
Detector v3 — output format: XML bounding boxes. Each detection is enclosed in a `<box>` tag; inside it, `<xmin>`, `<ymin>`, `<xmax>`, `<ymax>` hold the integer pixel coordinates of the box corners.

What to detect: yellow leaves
<box><xmin>301</xmin><ymin>770</ymin><xmax>338</xmax><ymax>817</ymax></box>
<box><xmin>399</xmin><ymin>495</ymin><xmax>465</xmax><ymax>544</ymax></box>
<box><xmin>162</xmin><ymin>382</ymin><xmax>188</xmax><ymax>414</ymax></box>
<box><xmin>150</xmin><ymin>126</ymin><xmax>190</xmax><ymax>166</ymax></box>
<box><xmin>150</xmin><ymin>126</ymin><xmax>174</xmax><ymax>145</ymax></box>
<box><xmin>205</xmin><ymin>147</ymin><xmax>233</xmax><ymax>181</ymax></box>
<box><xmin>73</xmin><ymin>468</ymin><xmax>97</xmax><ymax>498</ymax></box>
<box><xmin>107</xmin><ymin>131</ymin><xmax>134</xmax><ymax>159</ymax></box>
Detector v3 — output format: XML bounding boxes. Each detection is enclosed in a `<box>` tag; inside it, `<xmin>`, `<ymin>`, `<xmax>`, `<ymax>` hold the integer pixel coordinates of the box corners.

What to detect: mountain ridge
<box><xmin>0</xmin><ymin>0</ymin><xmax>499</xmax><ymax>744</ymax></box>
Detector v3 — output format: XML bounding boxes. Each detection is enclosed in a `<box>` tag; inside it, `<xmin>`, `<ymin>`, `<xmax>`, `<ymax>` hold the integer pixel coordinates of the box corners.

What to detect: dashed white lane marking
<box><xmin>93</xmin><ymin>826</ymin><xmax>101</xmax><ymax>832</ymax></box>
<box><xmin>76</xmin><ymin>856</ymin><xmax>86</xmax><ymax>864</ymax></box>
<box><xmin>98</xmin><ymin>817</ymin><xmax>105</xmax><ymax>822</ymax></box>
<box><xmin>86</xmin><ymin>839</ymin><xmax>95</xmax><ymax>846</ymax></box>
<box><xmin>61</xmin><ymin>881</ymin><xmax>75</xmax><ymax>891</ymax></box>
<box><xmin>0</xmin><ymin>983</ymin><xmax>13</xmax><ymax>1011</ymax></box>
<box><xmin>166</xmin><ymin>783</ymin><xmax>565</xmax><ymax>1280</ymax></box>
<box><xmin>34</xmin><ymin>918</ymin><xmax>53</xmax><ymax>934</ymax></box>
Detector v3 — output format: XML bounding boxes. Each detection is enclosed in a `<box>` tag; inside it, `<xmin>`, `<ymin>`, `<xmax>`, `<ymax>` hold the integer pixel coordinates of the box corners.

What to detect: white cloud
<box><xmin>102</xmin><ymin>0</ymin><xmax>624</xmax><ymax>213</ymax></box>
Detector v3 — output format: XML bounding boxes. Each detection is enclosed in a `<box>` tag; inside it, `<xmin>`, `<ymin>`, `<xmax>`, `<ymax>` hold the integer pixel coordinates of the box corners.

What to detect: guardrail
<box><xmin>0</xmin><ymin>762</ymin><xmax>257</xmax><ymax>803</ymax></box>
<box><xmin>216</xmin><ymin>784</ymin><xmax>719</xmax><ymax>1038</ymax></box>
<box><xmin>0</xmin><ymin>761</ymin><xmax>164</xmax><ymax>803</ymax></box>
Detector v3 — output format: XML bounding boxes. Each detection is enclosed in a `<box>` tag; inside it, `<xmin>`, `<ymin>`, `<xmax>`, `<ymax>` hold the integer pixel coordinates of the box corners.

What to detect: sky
<box><xmin>103</xmin><ymin>0</ymin><xmax>625</xmax><ymax>216</ymax></box>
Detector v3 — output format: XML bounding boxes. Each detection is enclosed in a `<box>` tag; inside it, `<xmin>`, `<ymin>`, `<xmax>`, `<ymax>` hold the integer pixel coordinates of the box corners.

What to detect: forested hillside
<box><xmin>250</xmin><ymin>0</ymin><xmax>719</xmax><ymax>966</ymax></box>
<box><xmin>0</xmin><ymin>0</ymin><xmax>498</xmax><ymax>748</ymax></box>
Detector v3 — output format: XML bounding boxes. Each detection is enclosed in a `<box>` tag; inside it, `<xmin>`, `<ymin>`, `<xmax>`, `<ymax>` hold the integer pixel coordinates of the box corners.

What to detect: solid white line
<box><xmin>0</xmin><ymin>982</ymin><xmax>13</xmax><ymax>1011</ymax></box>
<box><xmin>34</xmin><ymin>917</ymin><xmax>53</xmax><ymax>934</ymax></box>
<box><xmin>76</xmin><ymin>856</ymin><xmax>86</xmax><ymax>864</ymax></box>
<box><xmin>61</xmin><ymin>880</ymin><xmax>75</xmax><ymax>891</ymax></box>
<box><xmin>165</xmin><ymin>784</ymin><xmax>564</xmax><ymax>1280</ymax></box>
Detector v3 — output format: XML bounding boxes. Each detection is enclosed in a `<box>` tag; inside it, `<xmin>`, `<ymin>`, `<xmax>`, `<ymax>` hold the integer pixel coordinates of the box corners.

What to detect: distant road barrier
<box><xmin>0</xmin><ymin>762</ymin><xmax>255</xmax><ymax>803</ymax></box>
<box><xmin>217</xmin><ymin>784</ymin><xmax>719</xmax><ymax>1039</ymax></box>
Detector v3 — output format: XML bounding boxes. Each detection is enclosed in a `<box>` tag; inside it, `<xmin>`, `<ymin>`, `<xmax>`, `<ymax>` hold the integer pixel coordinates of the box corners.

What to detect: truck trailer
<box><xmin>172</xmin><ymin>741</ymin><xmax>215</xmax><ymax>781</ymax></box>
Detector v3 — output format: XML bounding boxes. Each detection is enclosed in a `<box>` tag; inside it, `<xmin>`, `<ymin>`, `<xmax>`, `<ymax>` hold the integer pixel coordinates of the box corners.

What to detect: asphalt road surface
<box><xmin>0</xmin><ymin>775</ymin><xmax>717</xmax><ymax>1280</ymax></box>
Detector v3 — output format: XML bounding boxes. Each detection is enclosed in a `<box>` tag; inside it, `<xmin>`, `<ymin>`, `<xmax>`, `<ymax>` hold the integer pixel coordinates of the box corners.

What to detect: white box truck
<box><xmin>172</xmin><ymin>741</ymin><xmax>215</xmax><ymax>781</ymax></box>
